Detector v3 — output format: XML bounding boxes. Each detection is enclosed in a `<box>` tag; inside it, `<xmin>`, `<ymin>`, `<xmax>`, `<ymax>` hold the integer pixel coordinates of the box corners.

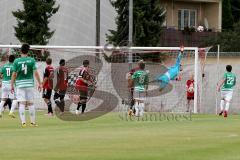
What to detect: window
<box><xmin>178</xmin><ymin>9</ymin><xmax>197</xmax><ymax>30</ymax></box>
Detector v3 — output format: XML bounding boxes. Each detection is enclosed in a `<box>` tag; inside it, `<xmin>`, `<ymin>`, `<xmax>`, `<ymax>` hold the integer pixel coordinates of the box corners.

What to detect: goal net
<box><xmin>0</xmin><ymin>45</ymin><xmax>204</xmax><ymax>119</ymax></box>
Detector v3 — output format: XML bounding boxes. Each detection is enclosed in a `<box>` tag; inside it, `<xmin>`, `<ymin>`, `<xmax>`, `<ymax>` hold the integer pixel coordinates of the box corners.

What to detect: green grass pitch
<box><xmin>0</xmin><ymin>112</ymin><xmax>240</xmax><ymax>160</ymax></box>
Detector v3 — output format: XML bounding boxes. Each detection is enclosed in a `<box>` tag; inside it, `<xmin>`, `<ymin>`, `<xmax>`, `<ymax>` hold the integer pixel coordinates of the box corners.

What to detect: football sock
<box><xmin>6</xmin><ymin>98</ymin><xmax>12</xmax><ymax>110</ymax></box>
<box><xmin>225</xmin><ymin>102</ymin><xmax>230</xmax><ymax>112</ymax></box>
<box><xmin>0</xmin><ymin>101</ymin><xmax>5</xmax><ymax>113</ymax></box>
<box><xmin>139</xmin><ymin>103</ymin><xmax>145</xmax><ymax>117</ymax></box>
<box><xmin>10</xmin><ymin>100</ymin><xmax>17</xmax><ymax>114</ymax></box>
<box><xmin>134</xmin><ymin>103</ymin><xmax>139</xmax><ymax>116</ymax></box>
<box><xmin>220</xmin><ymin>100</ymin><xmax>225</xmax><ymax>111</ymax></box>
<box><xmin>81</xmin><ymin>103</ymin><xmax>86</xmax><ymax>113</ymax></box>
<box><xmin>29</xmin><ymin>105</ymin><xmax>36</xmax><ymax>124</ymax></box>
<box><xmin>47</xmin><ymin>101</ymin><xmax>53</xmax><ymax>113</ymax></box>
<box><xmin>19</xmin><ymin>104</ymin><xmax>26</xmax><ymax>124</ymax></box>
<box><xmin>77</xmin><ymin>102</ymin><xmax>82</xmax><ymax>111</ymax></box>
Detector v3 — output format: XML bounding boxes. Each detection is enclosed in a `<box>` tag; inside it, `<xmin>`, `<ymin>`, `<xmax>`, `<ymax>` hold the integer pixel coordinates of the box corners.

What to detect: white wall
<box><xmin>0</xmin><ymin>0</ymin><xmax>116</xmax><ymax>46</ymax></box>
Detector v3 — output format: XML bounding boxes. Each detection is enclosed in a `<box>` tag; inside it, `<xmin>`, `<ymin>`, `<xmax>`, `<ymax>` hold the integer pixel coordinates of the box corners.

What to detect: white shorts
<box><xmin>133</xmin><ymin>91</ymin><xmax>146</xmax><ymax>101</ymax></box>
<box><xmin>1</xmin><ymin>84</ymin><xmax>15</xmax><ymax>99</ymax></box>
<box><xmin>16</xmin><ymin>88</ymin><xmax>35</xmax><ymax>102</ymax></box>
<box><xmin>134</xmin><ymin>104</ymin><xmax>144</xmax><ymax>117</ymax></box>
<box><xmin>221</xmin><ymin>90</ymin><xmax>233</xmax><ymax>102</ymax></box>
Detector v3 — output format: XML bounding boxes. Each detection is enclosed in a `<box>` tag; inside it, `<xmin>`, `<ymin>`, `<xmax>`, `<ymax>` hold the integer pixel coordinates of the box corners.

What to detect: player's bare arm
<box><xmin>0</xmin><ymin>73</ymin><xmax>2</xmax><ymax>88</ymax></box>
<box><xmin>11</xmin><ymin>72</ymin><xmax>17</xmax><ymax>93</ymax></box>
<box><xmin>217</xmin><ymin>78</ymin><xmax>226</xmax><ymax>92</ymax></box>
<box><xmin>34</xmin><ymin>70</ymin><xmax>42</xmax><ymax>92</ymax></box>
<box><xmin>42</xmin><ymin>77</ymin><xmax>48</xmax><ymax>86</ymax></box>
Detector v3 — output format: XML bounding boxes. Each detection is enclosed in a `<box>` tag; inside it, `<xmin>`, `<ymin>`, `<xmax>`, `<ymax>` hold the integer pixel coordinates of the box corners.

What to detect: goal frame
<box><xmin>0</xmin><ymin>45</ymin><xmax>199</xmax><ymax>114</ymax></box>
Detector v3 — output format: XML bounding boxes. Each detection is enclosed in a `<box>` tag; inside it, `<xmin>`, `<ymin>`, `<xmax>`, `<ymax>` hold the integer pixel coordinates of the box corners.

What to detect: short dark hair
<box><xmin>138</xmin><ymin>61</ymin><xmax>145</xmax><ymax>70</ymax></box>
<box><xmin>226</xmin><ymin>65</ymin><xmax>232</xmax><ymax>72</ymax></box>
<box><xmin>21</xmin><ymin>43</ymin><xmax>30</xmax><ymax>54</ymax></box>
<box><xmin>59</xmin><ymin>59</ymin><xmax>65</xmax><ymax>66</ymax></box>
<box><xmin>83</xmin><ymin>60</ymin><xmax>90</xmax><ymax>67</ymax></box>
<box><xmin>46</xmin><ymin>58</ymin><xmax>52</xmax><ymax>65</ymax></box>
<box><xmin>9</xmin><ymin>55</ymin><xmax>15</xmax><ymax>63</ymax></box>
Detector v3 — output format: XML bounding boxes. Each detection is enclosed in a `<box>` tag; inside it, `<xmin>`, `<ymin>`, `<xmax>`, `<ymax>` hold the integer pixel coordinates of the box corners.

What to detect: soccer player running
<box><xmin>186</xmin><ymin>73</ymin><xmax>194</xmax><ymax>112</ymax></box>
<box><xmin>42</xmin><ymin>58</ymin><xmax>54</xmax><ymax>116</ymax></box>
<box><xmin>129</xmin><ymin>61</ymin><xmax>149</xmax><ymax>117</ymax></box>
<box><xmin>0</xmin><ymin>55</ymin><xmax>18</xmax><ymax>118</ymax></box>
<box><xmin>217</xmin><ymin>65</ymin><xmax>236</xmax><ymax>118</ymax></box>
<box><xmin>53</xmin><ymin>59</ymin><xmax>68</xmax><ymax>114</ymax></box>
<box><xmin>11</xmin><ymin>44</ymin><xmax>42</xmax><ymax>127</ymax></box>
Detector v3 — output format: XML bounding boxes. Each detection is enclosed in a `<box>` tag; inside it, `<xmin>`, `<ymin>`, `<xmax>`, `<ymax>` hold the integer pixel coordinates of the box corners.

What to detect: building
<box><xmin>161</xmin><ymin>0</ymin><xmax>222</xmax><ymax>32</ymax></box>
<box><xmin>0</xmin><ymin>0</ymin><xmax>221</xmax><ymax>47</ymax></box>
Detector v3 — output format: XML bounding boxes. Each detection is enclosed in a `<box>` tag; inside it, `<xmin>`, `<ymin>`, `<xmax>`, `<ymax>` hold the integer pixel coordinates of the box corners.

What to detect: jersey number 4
<box><xmin>22</xmin><ymin>63</ymin><xmax>27</xmax><ymax>75</ymax></box>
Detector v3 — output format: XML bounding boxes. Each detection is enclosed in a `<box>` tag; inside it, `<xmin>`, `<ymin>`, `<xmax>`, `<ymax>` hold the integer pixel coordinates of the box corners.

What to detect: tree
<box><xmin>222</xmin><ymin>0</ymin><xmax>234</xmax><ymax>30</ymax></box>
<box><xmin>231</xmin><ymin>0</ymin><xmax>240</xmax><ymax>23</ymax></box>
<box><xmin>12</xmin><ymin>0</ymin><xmax>59</xmax><ymax>45</ymax></box>
<box><xmin>107</xmin><ymin>0</ymin><xmax>165</xmax><ymax>47</ymax></box>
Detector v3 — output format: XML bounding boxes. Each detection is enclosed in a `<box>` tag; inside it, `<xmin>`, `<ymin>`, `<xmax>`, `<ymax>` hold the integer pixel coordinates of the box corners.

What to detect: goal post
<box><xmin>0</xmin><ymin>45</ymin><xmax>199</xmax><ymax>114</ymax></box>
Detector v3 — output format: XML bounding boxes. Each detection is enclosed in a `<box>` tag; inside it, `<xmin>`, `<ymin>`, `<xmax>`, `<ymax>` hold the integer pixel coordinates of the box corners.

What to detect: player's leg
<box><xmin>43</xmin><ymin>89</ymin><xmax>53</xmax><ymax>116</ymax></box>
<box><xmin>186</xmin><ymin>99</ymin><xmax>190</xmax><ymax>112</ymax></box>
<box><xmin>16</xmin><ymin>88</ymin><xmax>27</xmax><ymax>126</ymax></box>
<box><xmin>19</xmin><ymin>102</ymin><xmax>27</xmax><ymax>127</ymax></box>
<box><xmin>134</xmin><ymin>102</ymin><xmax>140</xmax><ymax>117</ymax></box>
<box><xmin>219</xmin><ymin>99</ymin><xmax>225</xmax><ymax>116</ymax></box>
<box><xmin>219</xmin><ymin>91</ymin><xmax>226</xmax><ymax>116</ymax></box>
<box><xmin>0</xmin><ymin>99</ymin><xmax>6</xmax><ymax>118</ymax></box>
<box><xmin>5</xmin><ymin>98</ymin><xmax>12</xmax><ymax>110</ymax></box>
<box><xmin>9</xmin><ymin>90</ymin><xmax>17</xmax><ymax>118</ymax></box>
<box><xmin>128</xmin><ymin>88</ymin><xmax>135</xmax><ymax>116</ymax></box>
<box><xmin>139</xmin><ymin>102</ymin><xmax>145</xmax><ymax>117</ymax></box>
<box><xmin>26</xmin><ymin>88</ymin><xmax>38</xmax><ymax>126</ymax></box>
<box><xmin>186</xmin><ymin>97</ymin><xmax>194</xmax><ymax>112</ymax></box>
<box><xmin>53</xmin><ymin>91</ymin><xmax>63</xmax><ymax>113</ymax></box>
<box><xmin>76</xmin><ymin>90</ymin><xmax>87</xmax><ymax>114</ymax></box>
<box><xmin>54</xmin><ymin>91</ymin><xmax>60</xmax><ymax>103</ymax></box>
<box><xmin>58</xmin><ymin>90</ymin><xmax>66</xmax><ymax>113</ymax></box>
<box><xmin>133</xmin><ymin>91</ymin><xmax>141</xmax><ymax>117</ymax></box>
<box><xmin>223</xmin><ymin>91</ymin><xmax>233</xmax><ymax>118</ymax></box>
<box><xmin>138</xmin><ymin>92</ymin><xmax>146</xmax><ymax>117</ymax></box>
<box><xmin>0</xmin><ymin>85</ymin><xmax>9</xmax><ymax>117</ymax></box>
<box><xmin>219</xmin><ymin>91</ymin><xmax>227</xmax><ymax>116</ymax></box>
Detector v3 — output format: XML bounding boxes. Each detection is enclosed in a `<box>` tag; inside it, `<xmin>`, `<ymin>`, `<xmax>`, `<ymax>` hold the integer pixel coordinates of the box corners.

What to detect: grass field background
<box><xmin>0</xmin><ymin>112</ymin><xmax>240</xmax><ymax>160</ymax></box>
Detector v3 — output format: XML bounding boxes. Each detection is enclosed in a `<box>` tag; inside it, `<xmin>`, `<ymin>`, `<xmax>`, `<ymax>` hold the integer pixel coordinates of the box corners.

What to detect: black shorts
<box><xmin>79</xmin><ymin>90</ymin><xmax>88</xmax><ymax>100</ymax></box>
<box><xmin>54</xmin><ymin>90</ymin><xmax>66</xmax><ymax>100</ymax></box>
<box><xmin>187</xmin><ymin>97</ymin><xmax>194</xmax><ymax>100</ymax></box>
<box><xmin>42</xmin><ymin>89</ymin><xmax>52</xmax><ymax>99</ymax></box>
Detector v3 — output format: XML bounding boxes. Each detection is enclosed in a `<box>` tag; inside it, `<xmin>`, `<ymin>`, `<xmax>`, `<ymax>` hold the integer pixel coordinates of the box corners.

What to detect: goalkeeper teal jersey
<box><xmin>0</xmin><ymin>63</ymin><xmax>14</xmax><ymax>86</ymax></box>
<box><xmin>221</xmin><ymin>72</ymin><xmax>236</xmax><ymax>91</ymax></box>
<box><xmin>132</xmin><ymin>70</ymin><xmax>149</xmax><ymax>92</ymax></box>
<box><xmin>13</xmin><ymin>57</ymin><xmax>37</xmax><ymax>88</ymax></box>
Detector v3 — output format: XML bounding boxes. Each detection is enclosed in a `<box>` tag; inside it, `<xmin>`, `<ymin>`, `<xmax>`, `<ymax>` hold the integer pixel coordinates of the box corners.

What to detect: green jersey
<box><xmin>221</xmin><ymin>72</ymin><xmax>236</xmax><ymax>91</ymax></box>
<box><xmin>13</xmin><ymin>57</ymin><xmax>37</xmax><ymax>88</ymax></box>
<box><xmin>0</xmin><ymin>63</ymin><xmax>14</xmax><ymax>86</ymax></box>
<box><xmin>132</xmin><ymin>70</ymin><xmax>149</xmax><ymax>92</ymax></box>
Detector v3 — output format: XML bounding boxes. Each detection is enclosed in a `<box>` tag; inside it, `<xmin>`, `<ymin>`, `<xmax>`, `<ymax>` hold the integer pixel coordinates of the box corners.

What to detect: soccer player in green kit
<box><xmin>130</xmin><ymin>61</ymin><xmax>149</xmax><ymax>117</ymax></box>
<box><xmin>0</xmin><ymin>55</ymin><xmax>18</xmax><ymax>118</ymax></box>
<box><xmin>217</xmin><ymin>65</ymin><xmax>236</xmax><ymax>118</ymax></box>
<box><xmin>11</xmin><ymin>44</ymin><xmax>42</xmax><ymax>127</ymax></box>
